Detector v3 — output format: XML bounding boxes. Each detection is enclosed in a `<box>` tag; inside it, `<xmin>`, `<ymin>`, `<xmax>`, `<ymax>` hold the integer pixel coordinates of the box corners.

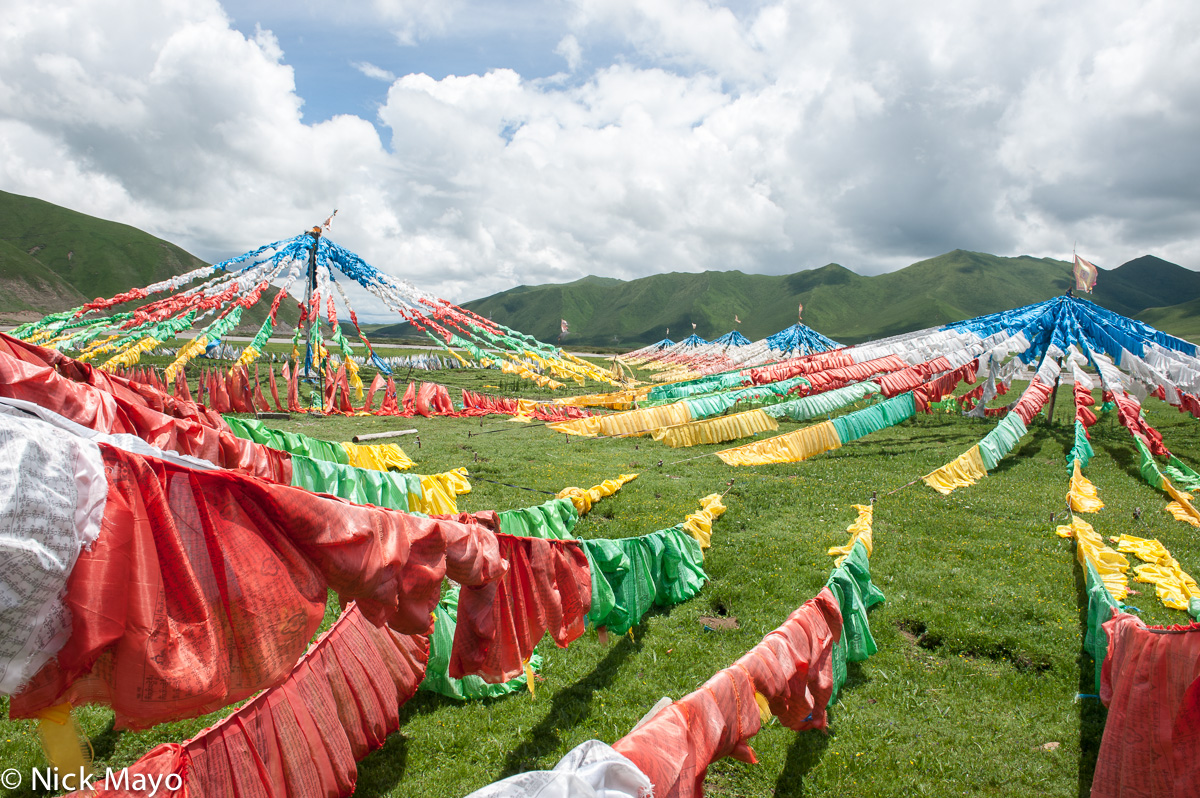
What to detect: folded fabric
<box><xmin>1093</xmin><ymin>612</ymin><xmax>1200</xmax><ymax>798</ymax></box>
<box><xmin>717</xmin><ymin>419</ymin><xmax>841</xmax><ymax>466</ymax></box>
<box><xmin>681</xmin><ymin>494</ymin><xmax>727</xmax><ymax>549</ymax></box>
<box><xmin>826</xmin><ymin>541</ymin><xmax>885</xmax><ymax>663</ymax></box>
<box><xmin>289</xmin><ymin>453</ymin><xmax>422</xmax><ymax>512</ymax></box>
<box><xmin>827</xmin><ymin>504</ymin><xmax>873</xmax><ymax>563</ymax></box>
<box><xmin>556</xmin><ymin>473</ymin><xmax>638</xmax><ymax>515</ymax></box>
<box><xmin>923</xmin><ymin>445</ymin><xmax>987</xmax><ymax>494</ymax></box>
<box><xmin>1114</xmin><ymin>535</ymin><xmax>1200</xmax><ymax>612</ymax></box>
<box><xmin>650</xmin><ymin>408</ymin><xmax>778</xmax><ymax>448</ymax></box>
<box><xmin>0</xmin><ymin>351</ymin><xmax>290</xmax><ymax>483</ymax></box>
<box><xmin>87</xmin><ymin>604</ymin><xmax>429</xmax><ymax>798</ymax></box>
<box><xmin>9</xmin><ymin>439</ymin><xmax>501</xmax><ymax>728</ymax></box>
<box><xmin>612</xmin><ymin>664</ymin><xmax>762</xmax><ymax>798</ymax></box>
<box><xmin>1057</xmin><ymin>516</ymin><xmax>1129</xmax><ymax>602</ymax></box>
<box><xmin>549</xmin><ymin>402</ymin><xmax>692</xmax><ymax>438</ymax></box>
<box><xmin>613</xmin><ymin>589</ymin><xmax>844</xmax><ymax>797</ymax></box>
<box><xmin>498</xmin><ymin>497</ymin><xmax>580</xmax><ymax>540</ymax></box>
<box><xmin>764</xmin><ymin>381</ymin><xmax>880</xmax><ymax>422</ymax></box>
<box><xmin>422</xmin><ymin>585</ymin><xmax>542</xmax><ymax>701</ymax></box>
<box><xmin>450</xmin><ymin>533</ymin><xmax>592</xmax><ymax>684</ymax></box>
<box><xmin>0</xmin><ymin>412</ymin><xmax>106</xmax><ymax>695</ymax></box>
<box><xmin>1067</xmin><ymin>459</ymin><xmax>1105</xmax><ymax>513</ymax></box>
<box><xmin>582</xmin><ymin>527</ymin><xmax>709</xmax><ymax>636</ymax></box>
<box><xmin>0</xmin><ymin>331</ymin><xmax>226</xmax><ymax>430</ymax></box>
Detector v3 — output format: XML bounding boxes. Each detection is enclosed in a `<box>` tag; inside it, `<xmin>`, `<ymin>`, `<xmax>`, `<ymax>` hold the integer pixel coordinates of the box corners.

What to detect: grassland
<box><xmin>2</xmin><ymin>359</ymin><xmax>1198</xmax><ymax>797</ymax></box>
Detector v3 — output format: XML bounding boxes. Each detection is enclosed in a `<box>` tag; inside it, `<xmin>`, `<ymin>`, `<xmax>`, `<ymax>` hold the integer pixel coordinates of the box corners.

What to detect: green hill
<box><xmin>6</xmin><ymin>188</ymin><xmax>1199</xmax><ymax>347</ymax></box>
<box><xmin>1137</xmin><ymin>296</ymin><xmax>1200</xmax><ymax>342</ymax></box>
<box><xmin>0</xmin><ymin>236</ymin><xmax>88</xmax><ymax>316</ymax></box>
<box><xmin>0</xmin><ymin>189</ymin><xmax>209</xmax><ymax>313</ymax></box>
<box><xmin>371</xmin><ymin>250</ymin><xmax>1200</xmax><ymax>347</ymax></box>
<box><xmin>1092</xmin><ymin>255</ymin><xmax>1200</xmax><ymax>318</ymax></box>
<box><xmin>0</xmin><ymin>190</ymin><xmax>298</xmax><ymax>332</ymax></box>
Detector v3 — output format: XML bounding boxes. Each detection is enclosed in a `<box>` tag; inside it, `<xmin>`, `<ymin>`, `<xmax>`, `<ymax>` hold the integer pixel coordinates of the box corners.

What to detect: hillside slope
<box><xmin>0</xmin><ymin>237</ymin><xmax>88</xmax><ymax>317</ymax></box>
<box><xmin>0</xmin><ymin>189</ymin><xmax>208</xmax><ymax>309</ymax></box>
<box><xmin>0</xmin><ymin>190</ymin><xmax>299</xmax><ymax>331</ymax></box>
<box><xmin>6</xmin><ymin>189</ymin><xmax>1197</xmax><ymax>347</ymax></box>
<box><xmin>428</xmin><ymin>251</ymin><xmax>1200</xmax><ymax>346</ymax></box>
<box><xmin>1137</xmin><ymin>296</ymin><xmax>1200</xmax><ymax>342</ymax></box>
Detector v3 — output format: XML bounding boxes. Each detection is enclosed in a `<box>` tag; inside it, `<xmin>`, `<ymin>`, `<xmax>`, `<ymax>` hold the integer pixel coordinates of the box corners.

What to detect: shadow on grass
<box><xmin>1098</xmin><ymin>437</ymin><xmax>1137</xmax><ymax>477</ymax></box>
<box><xmin>985</xmin><ymin>425</ymin><xmax>1057</xmax><ymax>478</ymax></box>
<box><xmin>90</xmin><ymin>715</ymin><xmax>122</xmax><ymax>762</ymax></box>
<box><xmin>354</xmin><ymin>732</ymin><xmax>410</xmax><ymax>797</ymax></box>
<box><xmin>773</xmin><ymin>659</ymin><xmax>870</xmax><ymax>796</ymax></box>
<box><xmin>830</xmin><ymin>432</ymin><xmax>966</xmax><ymax>458</ymax></box>
<box><xmin>354</xmin><ymin>679</ymin><xmax>489</xmax><ymax>793</ymax></box>
<box><xmin>1072</xmin><ymin>554</ymin><xmax>1107</xmax><ymax>798</ymax></box>
<box><xmin>499</xmin><ymin>620</ymin><xmax>648</xmax><ymax>777</ymax></box>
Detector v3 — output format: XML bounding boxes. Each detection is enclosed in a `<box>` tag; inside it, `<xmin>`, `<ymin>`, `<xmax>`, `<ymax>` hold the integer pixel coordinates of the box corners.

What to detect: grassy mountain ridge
<box><xmin>5</xmin><ymin>190</ymin><xmax>1199</xmax><ymax>346</ymax></box>
<box><xmin>0</xmin><ymin>237</ymin><xmax>88</xmax><ymax>316</ymax></box>
<box><xmin>1137</xmin><ymin>296</ymin><xmax>1200</xmax><ymax>342</ymax></box>
<box><xmin>0</xmin><ymin>190</ymin><xmax>298</xmax><ymax>331</ymax></box>
<box><xmin>0</xmin><ymin>189</ymin><xmax>208</xmax><ymax>309</ymax></box>
<box><xmin>422</xmin><ymin>250</ymin><xmax>1200</xmax><ymax>346</ymax></box>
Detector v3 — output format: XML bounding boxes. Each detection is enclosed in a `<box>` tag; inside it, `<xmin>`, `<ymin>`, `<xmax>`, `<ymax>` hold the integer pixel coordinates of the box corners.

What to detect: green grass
<box><xmin>2</xmin><ymin>377</ymin><xmax>1199</xmax><ymax>797</ymax></box>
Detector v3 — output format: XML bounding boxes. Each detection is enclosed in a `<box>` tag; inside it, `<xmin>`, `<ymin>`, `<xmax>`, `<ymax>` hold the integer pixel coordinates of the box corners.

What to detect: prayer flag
<box><xmin>1074</xmin><ymin>254</ymin><xmax>1098</xmax><ymax>293</ymax></box>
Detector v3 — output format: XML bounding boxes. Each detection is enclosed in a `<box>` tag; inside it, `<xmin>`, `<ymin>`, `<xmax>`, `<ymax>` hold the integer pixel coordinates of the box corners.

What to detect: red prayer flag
<box><xmin>364</xmin><ymin>373</ymin><xmax>385</xmax><ymax>413</ymax></box>
<box><xmin>268</xmin><ymin>365</ymin><xmax>284</xmax><ymax>412</ymax></box>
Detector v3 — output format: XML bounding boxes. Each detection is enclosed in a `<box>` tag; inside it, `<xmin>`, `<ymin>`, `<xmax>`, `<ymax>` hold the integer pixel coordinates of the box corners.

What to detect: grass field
<box><xmin>2</xmin><ymin>362</ymin><xmax>1198</xmax><ymax>797</ymax></box>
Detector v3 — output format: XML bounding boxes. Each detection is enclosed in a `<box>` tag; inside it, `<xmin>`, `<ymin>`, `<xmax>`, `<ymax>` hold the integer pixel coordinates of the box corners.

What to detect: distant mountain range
<box><xmin>3</xmin><ymin>189</ymin><xmax>1200</xmax><ymax>346</ymax></box>
<box><xmin>371</xmin><ymin>251</ymin><xmax>1200</xmax><ymax>346</ymax></box>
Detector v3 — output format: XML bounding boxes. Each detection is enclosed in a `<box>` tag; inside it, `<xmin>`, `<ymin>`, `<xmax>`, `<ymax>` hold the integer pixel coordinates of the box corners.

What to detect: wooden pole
<box><xmin>351</xmin><ymin>429</ymin><xmax>418</xmax><ymax>443</ymax></box>
<box><xmin>303</xmin><ymin>228</ymin><xmax>320</xmax><ymax>380</ymax></box>
<box><xmin>1045</xmin><ymin>357</ymin><xmax>1063</xmax><ymax>425</ymax></box>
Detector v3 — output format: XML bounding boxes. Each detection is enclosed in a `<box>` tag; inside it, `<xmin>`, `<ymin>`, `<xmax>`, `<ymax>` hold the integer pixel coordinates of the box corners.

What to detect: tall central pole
<box><xmin>303</xmin><ymin>227</ymin><xmax>321</xmax><ymax>380</ymax></box>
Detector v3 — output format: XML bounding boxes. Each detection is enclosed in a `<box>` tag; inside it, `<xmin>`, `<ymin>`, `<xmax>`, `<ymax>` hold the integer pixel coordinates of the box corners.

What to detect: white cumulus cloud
<box><xmin>1</xmin><ymin>0</ymin><xmax>1199</xmax><ymax>320</ymax></box>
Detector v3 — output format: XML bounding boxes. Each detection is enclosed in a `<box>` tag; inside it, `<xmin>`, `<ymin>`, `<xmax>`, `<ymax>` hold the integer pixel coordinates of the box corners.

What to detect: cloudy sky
<box><xmin>2</xmin><ymin>0</ymin><xmax>1198</xmax><ymax>316</ymax></box>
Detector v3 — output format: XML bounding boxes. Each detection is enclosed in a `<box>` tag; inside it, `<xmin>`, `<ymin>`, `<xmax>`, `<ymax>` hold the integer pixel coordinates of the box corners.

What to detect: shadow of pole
<box><xmin>500</xmin><ymin>626</ymin><xmax>647</xmax><ymax>778</ymax></box>
<box><xmin>772</xmin><ymin>656</ymin><xmax>870</xmax><ymax>796</ymax></box>
<box><xmin>1072</xmin><ymin>549</ymin><xmax>1107</xmax><ymax>798</ymax></box>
